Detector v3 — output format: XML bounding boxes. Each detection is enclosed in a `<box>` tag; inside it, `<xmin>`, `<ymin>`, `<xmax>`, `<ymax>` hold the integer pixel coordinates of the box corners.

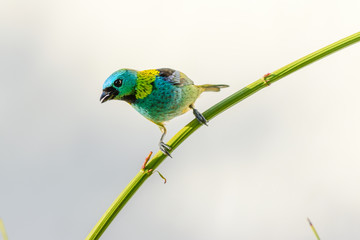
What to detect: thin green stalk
<box><xmin>86</xmin><ymin>32</ymin><xmax>360</xmax><ymax>240</ymax></box>
<box><xmin>307</xmin><ymin>218</ymin><xmax>321</xmax><ymax>240</ymax></box>
<box><xmin>0</xmin><ymin>219</ymin><xmax>8</xmax><ymax>240</ymax></box>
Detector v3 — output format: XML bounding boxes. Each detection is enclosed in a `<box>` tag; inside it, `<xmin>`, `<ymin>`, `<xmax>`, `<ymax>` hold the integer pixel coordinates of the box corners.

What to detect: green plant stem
<box><xmin>0</xmin><ymin>219</ymin><xmax>8</xmax><ymax>240</ymax></box>
<box><xmin>86</xmin><ymin>31</ymin><xmax>360</xmax><ymax>240</ymax></box>
<box><xmin>307</xmin><ymin>218</ymin><xmax>320</xmax><ymax>240</ymax></box>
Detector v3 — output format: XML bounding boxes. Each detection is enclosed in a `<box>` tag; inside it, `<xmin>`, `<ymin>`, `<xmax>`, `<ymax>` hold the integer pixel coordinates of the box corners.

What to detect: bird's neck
<box><xmin>121</xmin><ymin>94</ymin><xmax>137</xmax><ymax>104</ymax></box>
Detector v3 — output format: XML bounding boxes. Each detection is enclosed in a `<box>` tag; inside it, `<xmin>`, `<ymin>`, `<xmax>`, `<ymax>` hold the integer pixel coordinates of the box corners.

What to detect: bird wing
<box><xmin>157</xmin><ymin>68</ymin><xmax>194</xmax><ymax>86</ymax></box>
<box><xmin>135</xmin><ymin>68</ymin><xmax>194</xmax><ymax>99</ymax></box>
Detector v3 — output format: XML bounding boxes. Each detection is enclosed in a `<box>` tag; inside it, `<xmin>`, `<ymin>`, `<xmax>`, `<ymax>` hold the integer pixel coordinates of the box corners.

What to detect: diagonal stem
<box><xmin>86</xmin><ymin>31</ymin><xmax>360</xmax><ymax>240</ymax></box>
<box><xmin>0</xmin><ymin>219</ymin><xmax>8</xmax><ymax>240</ymax></box>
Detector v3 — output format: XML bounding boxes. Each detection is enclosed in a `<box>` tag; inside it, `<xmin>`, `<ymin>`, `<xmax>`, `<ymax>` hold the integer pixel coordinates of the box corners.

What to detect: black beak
<box><xmin>100</xmin><ymin>87</ymin><xmax>118</xmax><ymax>103</ymax></box>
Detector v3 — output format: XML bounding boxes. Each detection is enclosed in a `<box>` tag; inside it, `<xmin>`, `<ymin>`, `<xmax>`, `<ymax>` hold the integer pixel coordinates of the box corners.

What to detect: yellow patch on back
<box><xmin>136</xmin><ymin>69</ymin><xmax>159</xmax><ymax>99</ymax></box>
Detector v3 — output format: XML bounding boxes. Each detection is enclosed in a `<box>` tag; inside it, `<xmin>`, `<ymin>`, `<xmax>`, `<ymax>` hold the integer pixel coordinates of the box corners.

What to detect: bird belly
<box><xmin>132</xmin><ymin>84</ymin><xmax>201</xmax><ymax>124</ymax></box>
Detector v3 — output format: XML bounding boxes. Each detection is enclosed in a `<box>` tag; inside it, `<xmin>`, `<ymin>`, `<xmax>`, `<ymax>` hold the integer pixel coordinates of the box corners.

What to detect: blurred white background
<box><xmin>1</xmin><ymin>0</ymin><xmax>360</xmax><ymax>239</ymax></box>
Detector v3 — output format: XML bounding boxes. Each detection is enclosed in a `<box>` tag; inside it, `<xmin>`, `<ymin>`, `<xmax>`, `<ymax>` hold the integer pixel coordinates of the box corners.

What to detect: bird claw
<box><xmin>159</xmin><ymin>141</ymin><xmax>172</xmax><ymax>158</ymax></box>
<box><xmin>193</xmin><ymin>108</ymin><xmax>208</xmax><ymax>126</ymax></box>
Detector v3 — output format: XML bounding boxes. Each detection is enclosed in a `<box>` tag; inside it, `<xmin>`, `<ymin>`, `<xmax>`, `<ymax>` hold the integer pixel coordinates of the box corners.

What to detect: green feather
<box><xmin>135</xmin><ymin>69</ymin><xmax>159</xmax><ymax>99</ymax></box>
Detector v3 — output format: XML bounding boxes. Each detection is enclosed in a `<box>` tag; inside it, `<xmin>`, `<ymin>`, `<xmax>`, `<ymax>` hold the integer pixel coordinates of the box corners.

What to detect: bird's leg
<box><xmin>190</xmin><ymin>104</ymin><xmax>208</xmax><ymax>126</ymax></box>
<box><xmin>158</xmin><ymin>124</ymin><xmax>172</xmax><ymax>158</ymax></box>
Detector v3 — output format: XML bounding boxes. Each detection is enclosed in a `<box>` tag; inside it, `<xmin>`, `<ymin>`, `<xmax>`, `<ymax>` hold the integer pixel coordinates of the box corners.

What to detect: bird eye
<box><xmin>114</xmin><ymin>79</ymin><xmax>123</xmax><ymax>87</ymax></box>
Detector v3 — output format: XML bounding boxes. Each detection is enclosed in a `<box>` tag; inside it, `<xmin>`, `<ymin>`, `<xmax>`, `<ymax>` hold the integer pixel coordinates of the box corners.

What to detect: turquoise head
<box><xmin>100</xmin><ymin>69</ymin><xmax>138</xmax><ymax>103</ymax></box>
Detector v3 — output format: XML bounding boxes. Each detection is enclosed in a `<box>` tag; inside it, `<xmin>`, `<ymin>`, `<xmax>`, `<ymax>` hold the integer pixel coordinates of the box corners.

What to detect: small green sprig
<box><xmin>308</xmin><ymin>218</ymin><xmax>321</xmax><ymax>240</ymax></box>
<box><xmin>0</xmin><ymin>219</ymin><xmax>8</xmax><ymax>240</ymax></box>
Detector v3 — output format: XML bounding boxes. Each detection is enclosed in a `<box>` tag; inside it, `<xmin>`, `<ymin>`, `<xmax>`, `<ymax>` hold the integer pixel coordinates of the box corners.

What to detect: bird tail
<box><xmin>198</xmin><ymin>84</ymin><xmax>229</xmax><ymax>92</ymax></box>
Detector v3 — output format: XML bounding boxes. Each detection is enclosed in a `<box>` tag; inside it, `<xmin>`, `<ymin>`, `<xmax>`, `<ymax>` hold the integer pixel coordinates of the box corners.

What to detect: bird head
<box><xmin>100</xmin><ymin>69</ymin><xmax>137</xmax><ymax>103</ymax></box>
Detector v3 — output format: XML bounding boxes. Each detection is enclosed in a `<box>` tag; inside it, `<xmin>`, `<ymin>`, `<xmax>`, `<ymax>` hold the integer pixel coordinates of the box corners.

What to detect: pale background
<box><xmin>1</xmin><ymin>0</ymin><xmax>360</xmax><ymax>239</ymax></box>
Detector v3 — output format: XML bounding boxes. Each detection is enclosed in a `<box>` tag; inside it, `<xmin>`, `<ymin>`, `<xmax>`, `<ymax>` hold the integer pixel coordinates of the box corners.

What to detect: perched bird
<box><xmin>100</xmin><ymin>68</ymin><xmax>229</xmax><ymax>156</ymax></box>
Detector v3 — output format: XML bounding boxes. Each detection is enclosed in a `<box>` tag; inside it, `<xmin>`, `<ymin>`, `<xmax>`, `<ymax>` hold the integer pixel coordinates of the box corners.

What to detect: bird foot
<box><xmin>159</xmin><ymin>141</ymin><xmax>172</xmax><ymax>158</ymax></box>
<box><xmin>193</xmin><ymin>108</ymin><xmax>208</xmax><ymax>126</ymax></box>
